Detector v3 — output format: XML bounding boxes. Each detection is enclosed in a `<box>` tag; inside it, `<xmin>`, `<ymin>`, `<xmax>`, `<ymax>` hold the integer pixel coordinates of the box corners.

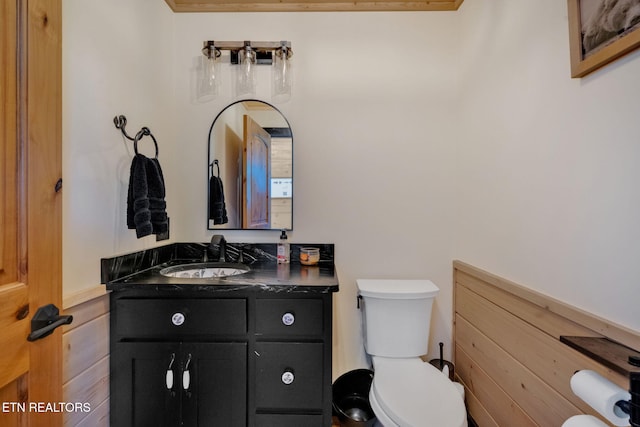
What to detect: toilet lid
<box><xmin>371</xmin><ymin>357</ymin><xmax>467</xmax><ymax>427</ymax></box>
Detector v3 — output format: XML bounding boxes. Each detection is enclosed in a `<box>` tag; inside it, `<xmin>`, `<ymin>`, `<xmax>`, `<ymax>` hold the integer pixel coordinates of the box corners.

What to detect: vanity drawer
<box><xmin>255</xmin><ymin>342</ymin><xmax>324</xmax><ymax>410</ymax></box>
<box><xmin>255</xmin><ymin>298</ymin><xmax>323</xmax><ymax>337</ymax></box>
<box><xmin>115</xmin><ymin>298</ymin><xmax>246</xmax><ymax>338</ymax></box>
<box><xmin>255</xmin><ymin>413</ymin><xmax>323</xmax><ymax>426</ymax></box>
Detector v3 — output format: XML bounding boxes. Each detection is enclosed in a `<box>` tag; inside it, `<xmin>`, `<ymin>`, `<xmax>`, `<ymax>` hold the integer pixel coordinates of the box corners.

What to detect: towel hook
<box><xmin>133</xmin><ymin>127</ymin><xmax>159</xmax><ymax>158</ymax></box>
<box><xmin>210</xmin><ymin>159</ymin><xmax>220</xmax><ymax>178</ymax></box>
<box><xmin>113</xmin><ymin>115</ymin><xmax>136</xmax><ymax>141</ymax></box>
<box><xmin>114</xmin><ymin>115</ymin><xmax>159</xmax><ymax>158</ymax></box>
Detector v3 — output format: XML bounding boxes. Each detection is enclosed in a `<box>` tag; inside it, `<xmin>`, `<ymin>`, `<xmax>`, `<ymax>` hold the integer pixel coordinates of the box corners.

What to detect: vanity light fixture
<box><xmin>198</xmin><ymin>40</ymin><xmax>293</xmax><ymax>102</ymax></box>
<box><xmin>236</xmin><ymin>42</ymin><xmax>257</xmax><ymax>97</ymax></box>
<box><xmin>272</xmin><ymin>41</ymin><xmax>293</xmax><ymax>103</ymax></box>
<box><xmin>197</xmin><ymin>41</ymin><xmax>222</xmax><ymax>102</ymax></box>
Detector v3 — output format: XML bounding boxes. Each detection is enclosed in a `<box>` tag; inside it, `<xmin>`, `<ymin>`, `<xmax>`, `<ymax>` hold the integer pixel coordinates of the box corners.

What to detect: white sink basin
<box><xmin>160</xmin><ymin>262</ymin><xmax>250</xmax><ymax>279</ymax></box>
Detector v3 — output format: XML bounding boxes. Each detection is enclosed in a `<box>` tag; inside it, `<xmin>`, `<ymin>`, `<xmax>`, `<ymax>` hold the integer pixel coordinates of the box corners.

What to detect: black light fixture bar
<box><xmin>202</xmin><ymin>40</ymin><xmax>292</xmax><ymax>65</ymax></box>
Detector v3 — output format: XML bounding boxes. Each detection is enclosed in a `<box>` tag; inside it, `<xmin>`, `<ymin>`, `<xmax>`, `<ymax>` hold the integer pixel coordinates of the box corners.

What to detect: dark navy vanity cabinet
<box><xmin>103</xmin><ymin>243</ymin><xmax>338</xmax><ymax>427</ymax></box>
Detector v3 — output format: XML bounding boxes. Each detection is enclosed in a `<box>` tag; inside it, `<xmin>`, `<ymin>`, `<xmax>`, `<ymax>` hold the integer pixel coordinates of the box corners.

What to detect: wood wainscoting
<box><xmin>62</xmin><ymin>287</ymin><xmax>110</xmax><ymax>426</ymax></box>
<box><xmin>453</xmin><ymin>261</ymin><xmax>640</xmax><ymax>427</ymax></box>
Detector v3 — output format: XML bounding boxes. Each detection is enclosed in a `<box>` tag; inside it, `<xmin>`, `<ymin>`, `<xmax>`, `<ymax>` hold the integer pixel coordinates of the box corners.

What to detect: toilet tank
<box><xmin>357</xmin><ymin>279</ymin><xmax>439</xmax><ymax>358</ymax></box>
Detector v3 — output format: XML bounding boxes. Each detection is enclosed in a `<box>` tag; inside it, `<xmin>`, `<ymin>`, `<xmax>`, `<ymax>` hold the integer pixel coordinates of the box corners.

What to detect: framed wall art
<box><xmin>568</xmin><ymin>0</ymin><xmax>640</xmax><ymax>77</ymax></box>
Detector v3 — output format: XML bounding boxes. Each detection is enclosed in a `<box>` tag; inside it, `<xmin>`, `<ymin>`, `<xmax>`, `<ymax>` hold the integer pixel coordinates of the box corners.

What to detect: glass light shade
<box><xmin>235</xmin><ymin>47</ymin><xmax>256</xmax><ymax>97</ymax></box>
<box><xmin>272</xmin><ymin>48</ymin><xmax>292</xmax><ymax>103</ymax></box>
<box><xmin>197</xmin><ymin>53</ymin><xmax>220</xmax><ymax>102</ymax></box>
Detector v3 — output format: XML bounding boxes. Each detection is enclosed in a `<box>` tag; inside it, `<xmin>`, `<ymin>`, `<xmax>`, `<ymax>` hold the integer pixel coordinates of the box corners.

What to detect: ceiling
<box><xmin>164</xmin><ymin>0</ymin><xmax>463</xmax><ymax>12</ymax></box>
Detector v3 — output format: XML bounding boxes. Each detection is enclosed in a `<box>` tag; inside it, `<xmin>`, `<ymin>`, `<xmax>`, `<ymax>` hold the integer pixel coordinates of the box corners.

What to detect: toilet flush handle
<box><xmin>357</xmin><ymin>295</ymin><xmax>363</xmax><ymax>309</ymax></box>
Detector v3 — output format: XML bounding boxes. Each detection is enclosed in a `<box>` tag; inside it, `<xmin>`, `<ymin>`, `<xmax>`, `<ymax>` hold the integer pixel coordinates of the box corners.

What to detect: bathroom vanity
<box><xmin>102</xmin><ymin>243</ymin><xmax>338</xmax><ymax>427</ymax></box>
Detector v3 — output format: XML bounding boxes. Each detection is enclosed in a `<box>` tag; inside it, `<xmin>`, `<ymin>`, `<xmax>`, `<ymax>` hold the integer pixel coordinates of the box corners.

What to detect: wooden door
<box><xmin>0</xmin><ymin>1</ymin><xmax>63</xmax><ymax>426</ymax></box>
<box><xmin>242</xmin><ymin>115</ymin><xmax>271</xmax><ymax>229</ymax></box>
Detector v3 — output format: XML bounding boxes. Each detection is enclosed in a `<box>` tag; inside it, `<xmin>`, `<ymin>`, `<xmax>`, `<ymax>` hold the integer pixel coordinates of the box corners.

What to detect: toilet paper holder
<box><xmin>613</xmin><ymin>356</ymin><xmax>640</xmax><ymax>427</ymax></box>
<box><xmin>561</xmin><ymin>336</ymin><xmax>640</xmax><ymax>426</ymax></box>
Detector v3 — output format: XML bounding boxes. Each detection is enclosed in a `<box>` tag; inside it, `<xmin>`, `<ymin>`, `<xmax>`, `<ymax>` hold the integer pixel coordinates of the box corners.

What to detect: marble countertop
<box><xmin>102</xmin><ymin>242</ymin><xmax>339</xmax><ymax>293</ymax></box>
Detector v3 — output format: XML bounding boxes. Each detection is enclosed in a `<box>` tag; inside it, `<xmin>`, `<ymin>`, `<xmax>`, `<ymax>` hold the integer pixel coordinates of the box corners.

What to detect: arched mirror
<box><xmin>208</xmin><ymin>100</ymin><xmax>292</xmax><ymax>230</ymax></box>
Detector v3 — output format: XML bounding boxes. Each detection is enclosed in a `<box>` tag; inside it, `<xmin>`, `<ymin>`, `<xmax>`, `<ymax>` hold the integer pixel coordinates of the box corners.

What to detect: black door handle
<box><xmin>27</xmin><ymin>304</ymin><xmax>73</xmax><ymax>342</ymax></box>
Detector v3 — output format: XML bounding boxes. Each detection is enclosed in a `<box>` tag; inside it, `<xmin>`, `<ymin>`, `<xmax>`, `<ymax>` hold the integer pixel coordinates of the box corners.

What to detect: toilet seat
<box><xmin>370</xmin><ymin>357</ymin><xmax>467</xmax><ymax>427</ymax></box>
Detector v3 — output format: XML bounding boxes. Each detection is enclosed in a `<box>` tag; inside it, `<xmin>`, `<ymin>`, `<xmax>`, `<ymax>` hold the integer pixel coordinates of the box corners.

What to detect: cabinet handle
<box><xmin>281</xmin><ymin>369</ymin><xmax>295</xmax><ymax>385</ymax></box>
<box><xmin>166</xmin><ymin>353</ymin><xmax>176</xmax><ymax>390</ymax></box>
<box><xmin>166</xmin><ymin>370</ymin><xmax>174</xmax><ymax>390</ymax></box>
<box><xmin>282</xmin><ymin>312</ymin><xmax>295</xmax><ymax>326</ymax></box>
<box><xmin>183</xmin><ymin>353</ymin><xmax>192</xmax><ymax>390</ymax></box>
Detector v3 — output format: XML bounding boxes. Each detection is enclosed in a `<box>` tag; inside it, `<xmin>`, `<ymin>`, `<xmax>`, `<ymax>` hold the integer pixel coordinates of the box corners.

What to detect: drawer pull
<box><xmin>166</xmin><ymin>353</ymin><xmax>176</xmax><ymax>389</ymax></box>
<box><xmin>171</xmin><ymin>312</ymin><xmax>185</xmax><ymax>326</ymax></box>
<box><xmin>183</xmin><ymin>353</ymin><xmax>192</xmax><ymax>390</ymax></box>
<box><xmin>281</xmin><ymin>369</ymin><xmax>295</xmax><ymax>385</ymax></box>
<box><xmin>282</xmin><ymin>312</ymin><xmax>295</xmax><ymax>326</ymax></box>
<box><xmin>166</xmin><ymin>370</ymin><xmax>174</xmax><ymax>389</ymax></box>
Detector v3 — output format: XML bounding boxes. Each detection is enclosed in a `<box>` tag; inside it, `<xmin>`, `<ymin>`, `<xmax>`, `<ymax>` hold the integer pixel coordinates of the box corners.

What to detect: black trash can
<box><xmin>332</xmin><ymin>369</ymin><xmax>376</xmax><ymax>427</ymax></box>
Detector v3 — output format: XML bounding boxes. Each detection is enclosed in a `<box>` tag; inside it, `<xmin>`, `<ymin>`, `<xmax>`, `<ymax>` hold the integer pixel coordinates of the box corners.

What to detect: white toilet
<box><xmin>357</xmin><ymin>279</ymin><xmax>468</xmax><ymax>427</ymax></box>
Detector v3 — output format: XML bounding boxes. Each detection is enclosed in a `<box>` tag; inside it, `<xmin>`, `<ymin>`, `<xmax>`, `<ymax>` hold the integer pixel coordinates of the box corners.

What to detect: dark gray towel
<box><xmin>127</xmin><ymin>154</ymin><xmax>168</xmax><ymax>238</ymax></box>
<box><xmin>209</xmin><ymin>175</ymin><xmax>228</xmax><ymax>225</ymax></box>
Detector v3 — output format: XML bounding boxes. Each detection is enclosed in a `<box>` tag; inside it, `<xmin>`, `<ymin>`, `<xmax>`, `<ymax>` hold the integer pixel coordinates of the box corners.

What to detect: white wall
<box><xmin>63</xmin><ymin>0</ymin><xmax>175</xmax><ymax>293</ymax></box>
<box><xmin>454</xmin><ymin>0</ymin><xmax>640</xmax><ymax>333</ymax></box>
<box><xmin>169</xmin><ymin>12</ymin><xmax>460</xmax><ymax>376</ymax></box>
<box><xmin>63</xmin><ymin>0</ymin><xmax>640</xmax><ymax>380</ymax></box>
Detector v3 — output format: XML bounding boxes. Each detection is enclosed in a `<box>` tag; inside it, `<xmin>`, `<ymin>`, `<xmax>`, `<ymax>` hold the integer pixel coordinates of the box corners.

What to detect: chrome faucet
<box><xmin>209</xmin><ymin>234</ymin><xmax>226</xmax><ymax>262</ymax></box>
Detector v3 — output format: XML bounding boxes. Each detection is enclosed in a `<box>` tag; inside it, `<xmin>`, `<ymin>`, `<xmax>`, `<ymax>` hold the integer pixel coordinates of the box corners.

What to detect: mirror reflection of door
<box><xmin>243</xmin><ymin>115</ymin><xmax>271</xmax><ymax>228</ymax></box>
<box><xmin>208</xmin><ymin>100</ymin><xmax>293</xmax><ymax>230</ymax></box>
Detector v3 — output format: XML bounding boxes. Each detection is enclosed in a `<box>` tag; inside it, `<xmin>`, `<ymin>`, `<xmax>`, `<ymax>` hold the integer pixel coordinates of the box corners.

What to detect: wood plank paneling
<box><xmin>455</xmin><ymin>346</ymin><xmax>536</xmax><ymax>427</ymax></box>
<box><xmin>455</xmin><ymin>261</ymin><xmax>640</xmax><ymax>352</ymax></box>
<box><xmin>456</xmin><ymin>270</ymin><xmax>602</xmax><ymax>340</ymax></box>
<box><xmin>462</xmin><ymin>385</ymin><xmax>499</xmax><ymax>427</ymax></box>
<box><xmin>453</xmin><ymin>261</ymin><xmax>639</xmax><ymax>427</ymax></box>
<box><xmin>62</xmin><ymin>291</ymin><xmax>109</xmax><ymax>427</ymax></box>
<box><xmin>62</xmin><ymin>286</ymin><xmax>107</xmax><ymax>312</ymax></box>
<box><xmin>456</xmin><ymin>284</ymin><xmax>627</xmax><ymax>392</ymax></box>
<box><xmin>456</xmin><ymin>314</ymin><xmax>581</xmax><ymax>426</ymax></box>
<box><xmin>63</xmin><ymin>313</ymin><xmax>109</xmax><ymax>383</ymax></box>
<box><xmin>63</xmin><ymin>357</ymin><xmax>109</xmax><ymax>427</ymax></box>
<box><xmin>74</xmin><ymin>398</ymin><xmax>109</xmax><ymax>427</ymax></box>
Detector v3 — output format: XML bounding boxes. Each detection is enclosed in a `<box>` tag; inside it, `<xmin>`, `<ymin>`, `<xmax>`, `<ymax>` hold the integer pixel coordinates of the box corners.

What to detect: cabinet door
<box><xmin>181</xmin><ymin>342</ymin><xmax>247</xmax><ymax>427</ymax></box>
<box><xmin>111</xmin><ymin>342</ymin><xmax>181</xmax><ymax>427</ymax></box>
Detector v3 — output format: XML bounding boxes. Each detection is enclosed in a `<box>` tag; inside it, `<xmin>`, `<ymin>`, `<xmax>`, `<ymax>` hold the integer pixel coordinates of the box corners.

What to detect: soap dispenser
<box><xmin>277</xmin><ymin>230</ymin><xmax>290</xmax><ymax>264</ymax></box>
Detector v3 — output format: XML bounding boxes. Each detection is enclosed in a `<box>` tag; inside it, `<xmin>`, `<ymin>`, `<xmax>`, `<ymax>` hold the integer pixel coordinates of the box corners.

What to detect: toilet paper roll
<box><xmin>570</xmin><ymin>370</ymin><xmax>630</xmax><ymax>427</ymax></box>
<box><xmin>562</xmin><ymin>415</ymin><xmax>610</xmax><ymax>427</ymax></box>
